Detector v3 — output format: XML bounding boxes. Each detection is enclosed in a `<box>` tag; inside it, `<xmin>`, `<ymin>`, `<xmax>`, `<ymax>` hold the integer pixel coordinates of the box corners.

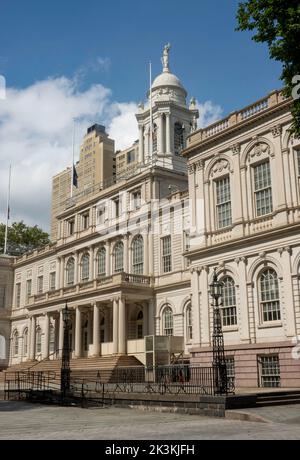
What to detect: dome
<box><xmin>152</xmin><ymin>71</ymin><xmax>186</xmax><ymax>93</ymax></box>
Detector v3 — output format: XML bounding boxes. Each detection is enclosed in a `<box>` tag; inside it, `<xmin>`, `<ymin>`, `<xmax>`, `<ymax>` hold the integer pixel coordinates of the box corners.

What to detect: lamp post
<box><xmin>209</xmin><ymin>269</ymin><xmax>228</xmax><ymax>395</ymax></box>
<box><xmin>61</xmin><ymin>303</ymin><xmax>72</xmax><ymax>399</ymax></box>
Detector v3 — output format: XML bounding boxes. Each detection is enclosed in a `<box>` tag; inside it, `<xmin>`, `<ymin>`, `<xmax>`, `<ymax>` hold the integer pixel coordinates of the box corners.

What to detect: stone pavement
<box><xmin>1</xmin><ymin>401</ymin><xmax>300</xmax><ymax>439</ymax></box>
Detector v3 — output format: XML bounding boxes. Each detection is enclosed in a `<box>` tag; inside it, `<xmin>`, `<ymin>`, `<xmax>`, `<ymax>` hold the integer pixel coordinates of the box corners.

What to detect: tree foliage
<box><xmin>236</xmin><ymin>0</ymin><xmax>300</xmax><ymax>136</ymax></box>
<box><xmin>0</xmin><ymin>221</ymin><xmax>50</xmax><ymax>256</ymax></box>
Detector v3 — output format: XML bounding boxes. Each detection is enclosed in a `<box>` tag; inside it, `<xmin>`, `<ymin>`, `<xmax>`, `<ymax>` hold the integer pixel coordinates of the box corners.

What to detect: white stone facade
<box><xmin>185</xmin><ymin>91</ymin><xmax>300</xmax><ymax>387</ymax></box>
<box><xmin>2</xmin><ymin>47</ymin><xmax>300</xmax><ymax>389</ymax></box>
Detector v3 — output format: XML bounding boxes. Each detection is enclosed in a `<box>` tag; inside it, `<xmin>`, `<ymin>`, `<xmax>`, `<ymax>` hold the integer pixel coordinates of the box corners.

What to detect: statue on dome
<box><xmin>161</xmin><ymin>43</ymin><xmax>171</xmax><ymax>72</ymax></box>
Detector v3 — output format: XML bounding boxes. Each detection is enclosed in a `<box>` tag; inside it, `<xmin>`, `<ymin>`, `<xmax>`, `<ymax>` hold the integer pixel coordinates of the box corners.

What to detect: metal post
<box><xmin>61</xmin><ymin>304</ymin><xmax>72</xmax><ymax>400</ymax></box>
<box><xmin>210</xmin><ymin>269</ymin><xmax>228</xmax><ymax>395</ymax></box>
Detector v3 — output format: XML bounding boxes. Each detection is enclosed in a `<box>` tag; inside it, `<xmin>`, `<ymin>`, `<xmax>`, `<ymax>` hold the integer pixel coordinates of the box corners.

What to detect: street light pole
<box><xmin>61</xmin><ymin>303</ymin><xmax>72</xmax><ymax>399</ymax></box>
<box><xmin>210</xmin><ymin>269</ymin><xmax>228</xmax><ymax>395</ymax></box>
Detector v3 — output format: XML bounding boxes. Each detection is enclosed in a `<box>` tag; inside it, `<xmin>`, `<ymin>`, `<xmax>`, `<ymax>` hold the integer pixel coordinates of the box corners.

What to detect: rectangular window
<box><xmin>184</xmin><ymin>231</ymin><xmax>190</xmax><ymax>252</ymax></box>
<box><xmin>49</xmin><ymin>272</ymin><xmax>56</xmax><ymax>291</ymax></box>
<box><xmin>259</xmin><ymin>355</ymin><xmax>280</xmax><ymax>388</ymax></box>
<box><xmin>162</xmin><ymin>236</ymin><xmax>172</xmax><ymax>273</ymax></box>
<box><xmin>69</xmin><ymin>219</ymin><xmax>75</xmax><ymax>235</ymax></box>
<box><xmin>15</xmin><ymin>283</ymin><xmax>21</xmax><ymax>308</ymax></box>
<box><xmin>225</xmin><ymin>357</ymin><xmax>235</xmax><ymax>389</ymax></box>
<box><xmin>0</xmin><ymin>286</ymin><xmax>5</xmax><ymax>308</ymax></box>
<box><xmin>132</xmin><ymin>190</ymin><xmax>141</xmax><ymax>210</ymax></box>
<box><xmin>82</xmin><ymin>213</ymin><xmax>89</xmax><ymax>230</ymax></box>
<box><xmin>26</xmin><ymin>279</ymin><xmax>32</xmax><ymax>303</ymax></box>
<box><xmin>37</xmin><ymin>276</ymin><xmax>43</xmax><ymax>294</ymax></box>
<box><xmin>297</xmin><ymin>150</ymin><xmax>300</xmax><ymax>177</ymax></box>
<box><xmin>254</xmin><ymin>162</ymin><xmax>273</xmax><ymax>216</ymax></box>
<box><xmin>114</xmin><ymin>198</ymin><xmax>121</xmax><ymax>218</ymax></box>
<box><xmin>97</xmin><ymin>207</ymin><xmax>105</xmax><ymax>224</ymax></box>
<box><xmin>216</xmin><ymin>177</ymin><xmax>232</xmax><ymax>229</ymax></box>
<box><xmin>127</xmin><ymin>150</ymin><xmax>135</xmax><ymax>164</ymax></box>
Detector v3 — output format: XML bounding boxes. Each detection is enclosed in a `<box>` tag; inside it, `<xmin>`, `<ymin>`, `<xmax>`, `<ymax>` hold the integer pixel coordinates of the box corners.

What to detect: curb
<box><xmin>225</xmin><ymin>410</ymin><xmax>270</xmax><ymax>424</ymax></box>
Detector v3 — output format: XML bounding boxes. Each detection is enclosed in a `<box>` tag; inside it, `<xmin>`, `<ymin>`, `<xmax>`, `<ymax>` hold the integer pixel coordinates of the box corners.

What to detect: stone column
<box><xmin>281</xmin><ymin>247</ymin><xmax>297</xmax><ymax>337</ymax></box>
<box><xmin>237</xmin><ymin>257</ymin><xmax>251</xmax><ymax>343</ymax></box>
<box><xmin>59</xmin><ymin>257</ymin><xmax>64</xmax><ymax>289</ymax></box>
<box><xmin>89</xmin><ymin>247</ymin><xmax>94</xmax><ymax>280</ymax></box>
<box><xmin>93</xmin><ymin>303</ymin><xmax>101</xmax><ymax>356</ymax></box>
<box><xmin>113</xmin><ymin>298</ymin><xmax>119</xmax><ymax>354</ymax></box>
<box><xmin>118</xmin><ymin>297</ymin><xmax>126</xmax><ymax>354</ymax></box>
<box><xmin>43</xmin><ymin>313</ymin><xmax>50</xmax><ymax>359</ymax></box>
<box><xmin>282</xmin><ymin>148</ymin><xmax>292</xmax><ymax>208</ymax></box>
<box><xmin>166</xmin><ymin>113</ymin><xmax>171</xmax><ymax>154</ymax></box>
<box><xmin>75</xmin><ymin>307</ymin><xmax>82</xmax><ymax>358</ymax></box>
<box><xmin>191</xmin><ymin>269</ymin><xmax>201</xmax><ymax>346</ymax></box>
<box><xmin>104</xmin><ymin>309</ymin><xmax>110</xmax><ymax>343</ymax></box>
<box><xmin>29</xmin><ymin>316</ymin><xmax>36</xmax><ymax>360</ymax></box>
<box><xmin>143</xmin><ymin>233</ymin><xmax>149</xmax><ymax>275</ymax></box>
<box><xmin>74</xmin><ymin>252</ymin><xmax>79</xmax><ymax>285</ymax></box>
<box><xmin>158</xmin><ymin>113</ymin><xmax>164</xmax><ymax>154</ymax></box>
<box><xmin>148</xmin><ymin>233</ymin><xmax>154</xmax><ymax>276</ymax></box>
<box><xmin>123</xmin><ymin>235</ymin><xmax>129</xmax><ymax>273</ymax></box>
<box><xmin>200</xmin><ymin>266</ymin><xmax>210</xmax><ymax>346</ymax></box>
<box><xmin>143</xmin><ymin>303</ymin><xmax>148</xmax><ymax>337</ymax></box>
<box><xmin>106</xmin><ymin>241</ymin><xmax>111</xmax><ymax>276</ymax></box>
<box><xmin>58</xmin><ymin>309</ymin><xmax>64</xmax><ymax>357</ymax></box>
<box><xmin>147</xmin><ymin>299</ymin><xmax>154</xmax><ymax>336</ymax></box>
<box><xmin>139</xmin><ymin>125</ymin><xmax>144</xmax><ymax>164</ymax></box>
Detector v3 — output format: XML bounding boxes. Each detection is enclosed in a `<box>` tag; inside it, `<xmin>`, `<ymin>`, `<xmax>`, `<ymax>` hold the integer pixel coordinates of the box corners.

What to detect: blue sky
<box><xmin>1</xmin><ymin>0</ymin><xmax>281</xmax><ymax>112</ymax></box>
<box><xmin>0</xmin><ymin>0</ymin><xmax>283</xmax><ymax>230</ymax></box>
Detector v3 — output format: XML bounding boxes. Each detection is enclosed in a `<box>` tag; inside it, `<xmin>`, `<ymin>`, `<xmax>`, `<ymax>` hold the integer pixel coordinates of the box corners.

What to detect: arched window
<box><xmin>221</xmin><ymin>277</ymin><xmax>237</xmax><ymax>326</ymax></box>
<box><xmin>49</xmin><ymin>325</ymin><xmax>55</xmax><ymax>353</ymax></box>
<box><xmin>163</xmin><ymin>306</ymin><xmax>173</xmax><ymax>336</ymax></box>
<box><xmin>13</xmin><ymin>330</ymin><xmax>19</xmax><ymax>356</ymax></box>
<box><xmin>186</xmin><ymin>304</ymin><xmax>193</xmax><ymax>342</ymax></box>
<box><xmin>23</xmin><ymin>328</ymin><xmax>28</xmax><ymax>356</ymax></box>
<box><xmin>137</xmin><ymin>310</ymin><xmax>144</xmax><ymax>339</ymax></box>
<box><xmin>114</xmin><ymin>242</ymin><xmax>124</xmax><ymax>273</ymax></box>
<box><xmin>132</xmin><ymin>236</ymin><xmax>144</xmax><ymax>275</ymax></box>
<box><xmin>253</xmin><ymin>161</ymin><xmax>273</xmax><ymax>216</ymax></box>
<box><xmin>36</xmin><ymin>327</ymin><xmax>42</xmax><ymax>354</ymax></box>
<box><xmin>66</xmin><ymin>258</ymin><xmax>75</xmax><ymax>286</ymax></box>
<box><xmin>259</xmin><ymin>268</ymin><xmax>281</xmax><ymax>322</ymax></box>
<box><xmin>174</xmin><ymin>122</ymin><xmax>185</xmax><ymax>155</ymax></box>
<box><xmin>97</xmin><ymin>247</ymin><xmax>106</xmax><ymax>277</ymax></box>
<box><xmin>81</xmin><ymin>254</ymin><xmax>90</xmax><ymax>281</ymax></box>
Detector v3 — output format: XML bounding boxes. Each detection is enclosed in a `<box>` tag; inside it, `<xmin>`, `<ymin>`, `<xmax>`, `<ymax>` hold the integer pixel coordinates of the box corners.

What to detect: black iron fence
<box><xmin>4</xmin><ymin>365</ymin><xmax>234</xmax><ymax>404</ymax></box>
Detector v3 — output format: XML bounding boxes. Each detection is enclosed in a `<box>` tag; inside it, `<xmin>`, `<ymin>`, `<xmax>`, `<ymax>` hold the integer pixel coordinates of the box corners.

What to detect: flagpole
<box><xmin>149</xmin><ymin>61</ymin><xmax>153</xmax><ymax>163</ymax></box>
<box><xmin>4</xmin><ymin>164</ymin><xmax>11</xmax><ymax>255</ymax></box>
<box><xmin>70</xmin><ymin>118</ymin><xmax>75</xmax><ymax>199</ymax></box>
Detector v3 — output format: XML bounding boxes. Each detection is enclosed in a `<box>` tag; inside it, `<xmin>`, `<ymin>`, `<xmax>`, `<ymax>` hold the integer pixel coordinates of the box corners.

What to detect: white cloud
<box><xmin>0</xmin><ymin>76</ymin><xmax>138</xmax><ymax>232</ymax></box>
<box><xmin>108</xmin><ymin>102</ymin><xmax>139</xmax><ymax>150</ymax></box>
<box><xmin>196</xmin><ymin>100</ymin><xmax>223</xmax><ymax>128</ymax></box>
<box><xmin>0</xmin><ymin>75</ymin><xmax>222</xmax><ymax>235</ymax></box>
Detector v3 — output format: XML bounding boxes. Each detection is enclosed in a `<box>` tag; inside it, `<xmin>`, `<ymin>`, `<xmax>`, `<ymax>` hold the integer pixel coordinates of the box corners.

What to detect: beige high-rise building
<box><xmin>51</xmin><ymin>124</ymin><xmax>115</xmax><ymax>241</ymax></box>
<box><xmin>115</xmin><ymin>141</ymin><xmax>139</xmax><ymax>178</ymax></box>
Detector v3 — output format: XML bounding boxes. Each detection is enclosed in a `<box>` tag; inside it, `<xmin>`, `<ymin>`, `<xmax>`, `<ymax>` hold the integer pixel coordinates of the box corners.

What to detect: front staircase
<box><xmin>0</xmin><ymin>355</ymin><xmax>143</xmax><ymax>384</ymax></box>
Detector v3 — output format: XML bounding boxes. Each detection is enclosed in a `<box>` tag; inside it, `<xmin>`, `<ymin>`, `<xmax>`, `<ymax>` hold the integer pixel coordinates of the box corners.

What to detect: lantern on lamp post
<box><xmin>209</xmin><ymin>269</ymin><xmax>228</xmax><ymax>395</ymax></box>
<box><xmin>61</xmin><ymin>303</ymin><xmax>72</xmax><ymax>399</ymax></box>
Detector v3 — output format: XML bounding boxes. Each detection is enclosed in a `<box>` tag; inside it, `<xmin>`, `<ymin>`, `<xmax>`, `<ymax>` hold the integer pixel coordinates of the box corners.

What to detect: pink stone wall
<box><xmin>190</xmin><ymin>343</ymin><xmax>300</xmax><ymax>389</ymax></box>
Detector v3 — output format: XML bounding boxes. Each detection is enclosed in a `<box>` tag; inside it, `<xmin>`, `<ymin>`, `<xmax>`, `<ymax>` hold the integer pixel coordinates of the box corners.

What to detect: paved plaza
<box><xmin>1</xmin><ymin>401</ymin><xmax>300</xmax><ymax>440</ymax></box>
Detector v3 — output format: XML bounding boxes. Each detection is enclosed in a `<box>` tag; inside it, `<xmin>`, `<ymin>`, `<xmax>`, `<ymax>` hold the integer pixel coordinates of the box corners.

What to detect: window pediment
<box><xmin>209</xmin><ymin>159</ymin><xmax>230</xmax><ymax>179</ymax></box>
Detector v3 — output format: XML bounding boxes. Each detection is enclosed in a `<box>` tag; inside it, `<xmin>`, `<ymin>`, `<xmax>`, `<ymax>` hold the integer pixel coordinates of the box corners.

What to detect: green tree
<box><xmin>0</xmin><ymin>221</ymin><xmax>50</xmax><ymax>255</ymax></box>
<box><xmin>236</xmin><ymin>0</ymin><xmax>300</xmax><ymax>136</ymax></box>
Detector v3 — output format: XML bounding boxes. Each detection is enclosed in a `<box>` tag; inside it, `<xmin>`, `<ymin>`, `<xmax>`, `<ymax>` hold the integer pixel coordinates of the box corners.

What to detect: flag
<box><xmin>73</xmin><ymin>164</ymin><xmax>78</xmax><ymax>188</ymax></box>
<box><xmin>7</xmin><ymin>205</ymin><xmax>10</xmax><ymax>220</ymax></box>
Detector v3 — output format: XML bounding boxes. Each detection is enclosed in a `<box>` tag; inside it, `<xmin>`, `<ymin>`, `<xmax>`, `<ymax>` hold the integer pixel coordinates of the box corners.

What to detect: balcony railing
<box><xmin>27</xmin><ymin>272</ymin><xmax>152</xmax><ymax>306</ymax></box>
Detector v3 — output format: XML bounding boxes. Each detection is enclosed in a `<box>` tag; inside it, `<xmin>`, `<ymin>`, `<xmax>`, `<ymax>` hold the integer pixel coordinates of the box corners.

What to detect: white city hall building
<box><xmin>1</xmin><ymin>46</ymin><xmax>300</xmax><ymax>389</ymax></box>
